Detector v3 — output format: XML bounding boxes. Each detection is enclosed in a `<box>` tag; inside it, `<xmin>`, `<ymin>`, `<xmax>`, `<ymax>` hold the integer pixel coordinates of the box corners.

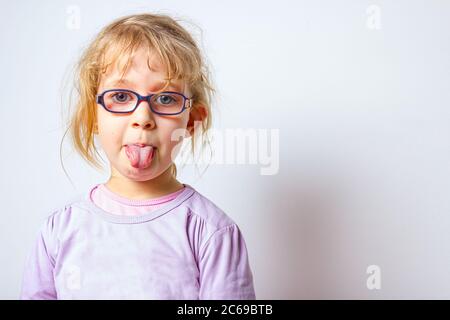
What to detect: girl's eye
<box><xmin>112</xmin><ymin>92</ymin><xmax>131</xmax><ymax>103</ymax></box>
<box><xmin>156</xmin><ymin>94</ymin><xmax>175</xmax><ymax>105</ymax></box>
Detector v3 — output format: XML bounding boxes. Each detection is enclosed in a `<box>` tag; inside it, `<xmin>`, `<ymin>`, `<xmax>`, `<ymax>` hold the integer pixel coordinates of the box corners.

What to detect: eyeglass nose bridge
<box><xmin>134</xmin><ymin>93</ymin><xmax>153</xmax><ymax>109</ymax></box>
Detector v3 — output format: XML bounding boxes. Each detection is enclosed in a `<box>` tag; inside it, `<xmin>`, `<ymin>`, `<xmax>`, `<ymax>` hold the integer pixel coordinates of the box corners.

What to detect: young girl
<box><xmin>20</xmin><ymin>13</ymin><xmax>255</xmax><ymax>300</ymax></box>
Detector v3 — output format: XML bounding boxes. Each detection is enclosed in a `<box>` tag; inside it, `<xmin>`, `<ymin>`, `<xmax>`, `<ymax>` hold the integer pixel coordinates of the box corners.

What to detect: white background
<box><xmin>1</xmin><ymin>0</ymin><xmax>449</xmax><ymax>299</ymax></box>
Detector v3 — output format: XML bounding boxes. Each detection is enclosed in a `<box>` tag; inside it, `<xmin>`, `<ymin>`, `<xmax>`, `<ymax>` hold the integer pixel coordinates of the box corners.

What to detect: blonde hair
<box><xmin>61</xmin><ymin>13</ymin><xmax>215</xmax><ymax>182</ymax></box>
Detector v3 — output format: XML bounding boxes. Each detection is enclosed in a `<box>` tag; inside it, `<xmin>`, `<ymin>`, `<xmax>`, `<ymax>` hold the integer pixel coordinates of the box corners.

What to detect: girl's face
<box><xmin>95</xmin><ymin>47</ymin><xmax>192</xmax><ymax>182</ymax></box>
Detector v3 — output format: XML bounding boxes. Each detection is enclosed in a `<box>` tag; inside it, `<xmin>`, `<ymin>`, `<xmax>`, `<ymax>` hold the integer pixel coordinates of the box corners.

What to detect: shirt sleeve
<box><xmin>198</xmin><ymin>224</ymin><xmax>256</xmax><ymax>300</ymax></box>
<box><xmin>20</xmin><ymin>215</ymin><xmax>57</xmax><ymax>300</ymax></box>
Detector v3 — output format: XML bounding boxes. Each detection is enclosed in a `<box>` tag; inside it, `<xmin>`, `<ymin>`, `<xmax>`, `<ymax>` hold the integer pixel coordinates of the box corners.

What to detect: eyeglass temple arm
<box><xmin>96</xmin><ymin>95</ymin><xmax>103</xmax><ymax>104</ymax></box>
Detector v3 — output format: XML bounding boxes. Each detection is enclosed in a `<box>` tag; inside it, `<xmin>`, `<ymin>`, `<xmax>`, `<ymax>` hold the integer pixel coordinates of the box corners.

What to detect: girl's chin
<box><xmin>123</xmin><ymin>165</ymin><xmax>158</xmax><ymax>180</ymax></box>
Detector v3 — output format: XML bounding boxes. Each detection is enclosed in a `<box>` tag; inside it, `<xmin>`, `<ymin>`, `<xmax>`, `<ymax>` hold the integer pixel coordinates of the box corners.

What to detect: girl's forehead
<box><xmin>103</xmin><ymin>47</ymin><xmax>179</xmax><ymax>79</ymax></box>
<box><xmin>99</xmin><ymin>45</ymin><xmax>187</xmax><ymax>93</ymax></box>
<box><xmin>99</xmin><ymin>66</ymin><xmax>185</xmax><ymax>94</ymax></box>
<box><xmin>103</xmin><ymin>47</ymin><xmax>163</xmax><ymax>76</ymax></box>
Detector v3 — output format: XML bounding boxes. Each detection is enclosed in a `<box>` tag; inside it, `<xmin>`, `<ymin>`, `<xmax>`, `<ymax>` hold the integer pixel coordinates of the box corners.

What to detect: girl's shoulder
<box><xmin>182</xmin><ymin>185</ymin><xmax>238</xmax><ymax>233</ymax></box>
<box><xmin>38</xmin><ymin>191</ymin><xmax>89</xmax><ymax>237</ymax></box>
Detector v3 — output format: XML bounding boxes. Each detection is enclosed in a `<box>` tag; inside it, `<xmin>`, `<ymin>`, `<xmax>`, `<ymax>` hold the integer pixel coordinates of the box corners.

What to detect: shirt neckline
<box><xmin>75</xmin><ymin>183</ymin><xmax>196</xmax><ymax>224</ymax></box>
<box><xmin>96</xmin><ymin>183</ymin><xmax>186</xmax><ymax>206</ymax></box>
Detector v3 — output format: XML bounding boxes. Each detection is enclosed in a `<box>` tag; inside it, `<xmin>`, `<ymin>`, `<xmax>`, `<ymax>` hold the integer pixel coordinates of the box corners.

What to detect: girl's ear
<box><xmin>94</xmin><ymin>122</ymin><xmax>99</xmax><ymax>135</ymax></box>
<box><xmin>187</xmin><ymin>104</ymin><xmax>208</xmax><ymax>137</ymax></box>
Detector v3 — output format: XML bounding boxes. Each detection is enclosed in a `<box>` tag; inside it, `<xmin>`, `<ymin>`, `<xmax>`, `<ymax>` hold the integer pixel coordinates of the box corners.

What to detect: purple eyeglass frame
<box><xmin>96</xmin><ymin>88</ymin><xmax>192</xmax><ymax>115</ymax></box>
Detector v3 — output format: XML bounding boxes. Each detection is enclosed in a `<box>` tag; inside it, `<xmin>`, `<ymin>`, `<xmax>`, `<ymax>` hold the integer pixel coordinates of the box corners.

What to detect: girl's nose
<box><xmin>130</xmin><ymin>100</ymin><xmax>156</xmax><ymax>130</ymax></box>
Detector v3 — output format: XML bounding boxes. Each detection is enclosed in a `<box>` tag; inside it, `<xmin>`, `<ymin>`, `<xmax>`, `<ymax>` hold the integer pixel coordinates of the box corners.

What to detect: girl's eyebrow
<box><xmin>105</xmin><ymin>78</ymin><xmax>182</xmax><ymax>91</ymax></box>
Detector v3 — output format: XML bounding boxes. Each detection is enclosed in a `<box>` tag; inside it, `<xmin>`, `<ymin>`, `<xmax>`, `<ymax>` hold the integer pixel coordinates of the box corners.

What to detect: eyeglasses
<box><xmin>96</xmin><ymin>89</ymin><xmax>192</xmax><ymax>115</ymax></box>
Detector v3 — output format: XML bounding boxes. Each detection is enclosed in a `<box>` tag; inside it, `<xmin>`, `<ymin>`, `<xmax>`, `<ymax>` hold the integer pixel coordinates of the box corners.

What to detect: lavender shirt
<box><xmin>20</xmin><ymin>183</ymin><xmax>256</xmax><ymax>299</ymax></box>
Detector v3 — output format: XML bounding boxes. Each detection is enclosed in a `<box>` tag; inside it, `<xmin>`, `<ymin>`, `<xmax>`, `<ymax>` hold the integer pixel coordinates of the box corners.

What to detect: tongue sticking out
<box><xmin>125</xmin><ymin>145</ymin><xmax>154</xmax><ymax>169</ymax></box>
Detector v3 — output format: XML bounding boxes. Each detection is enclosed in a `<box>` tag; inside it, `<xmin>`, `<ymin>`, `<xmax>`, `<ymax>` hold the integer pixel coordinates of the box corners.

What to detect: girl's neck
<box><xmin>104</xmin><ymin>165</ymin><xmax>184</xmax><ymax>200</ymax></box>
